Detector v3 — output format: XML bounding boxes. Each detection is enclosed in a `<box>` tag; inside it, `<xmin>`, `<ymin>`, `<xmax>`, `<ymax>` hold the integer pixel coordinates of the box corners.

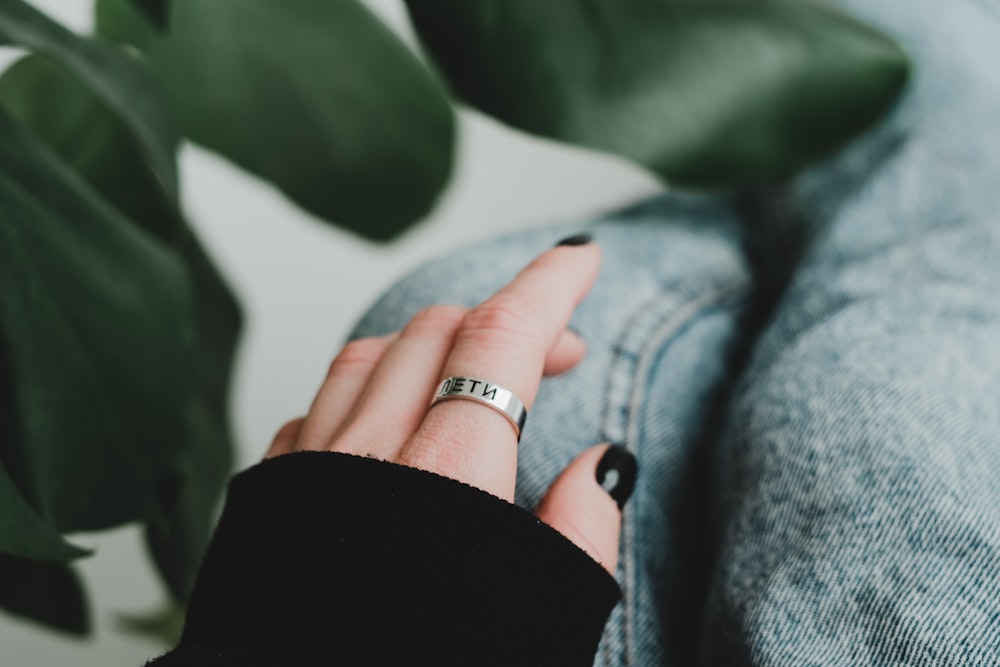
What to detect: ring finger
<box><xmin>329</xmin><ymin>316</ymin><xmax>588</xmax><ymax>460</ymax></box>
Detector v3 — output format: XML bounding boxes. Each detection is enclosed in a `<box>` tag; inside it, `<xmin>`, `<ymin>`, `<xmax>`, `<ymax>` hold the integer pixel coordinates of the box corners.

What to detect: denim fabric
<box><xmin>700</xmin><ymin>1</ymin><xmax>1000</xmax><ymax>665</ymax></box>
<box><xmin>351</xmin><ymin>201</ymin><xmax>753</xmax><ymax>665</ymax></box>
<box><xmin>348</xmin><ymin>0</ymin><xmax>1000</xmax><ymax>664</ymax></box>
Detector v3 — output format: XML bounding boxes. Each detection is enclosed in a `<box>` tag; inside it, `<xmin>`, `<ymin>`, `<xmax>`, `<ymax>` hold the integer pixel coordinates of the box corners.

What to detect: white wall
<box><xmin>0</xmin><ymin>1</ymin><xmax>659</xmax><ymax>663</ymax></box>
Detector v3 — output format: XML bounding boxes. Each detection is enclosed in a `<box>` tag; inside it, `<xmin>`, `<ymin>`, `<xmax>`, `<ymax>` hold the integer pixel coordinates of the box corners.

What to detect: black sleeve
<box><xmin>147</xmin><ymin>451</ymin><xmax>622</xmax><ymax>666</ymax></box>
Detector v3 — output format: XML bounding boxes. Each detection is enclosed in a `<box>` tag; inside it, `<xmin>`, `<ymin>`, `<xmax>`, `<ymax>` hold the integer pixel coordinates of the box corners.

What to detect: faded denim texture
<box><xmin>349</xmin><ymin>0</ymin><xmax>1000</xmax><ymax>664</ymax></box>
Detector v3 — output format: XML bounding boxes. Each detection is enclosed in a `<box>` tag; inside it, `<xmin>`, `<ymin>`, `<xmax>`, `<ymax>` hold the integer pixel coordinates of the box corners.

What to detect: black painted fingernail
<box><xmin>595</xmin><ymin>444</ymin><xmax>637</xmax><ymax>510</ymax></box>
<box><xmin>555</xmin><ymin>232</ymin><xmax>593</xmax><ymax>247</ymax></box>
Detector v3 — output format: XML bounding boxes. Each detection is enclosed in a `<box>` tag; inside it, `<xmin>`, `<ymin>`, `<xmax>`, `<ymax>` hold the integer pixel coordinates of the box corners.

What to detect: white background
<box><xmin>0</xmin><ymin>1</ymin><xmax>659</xmax><ymax>663</ymax></box>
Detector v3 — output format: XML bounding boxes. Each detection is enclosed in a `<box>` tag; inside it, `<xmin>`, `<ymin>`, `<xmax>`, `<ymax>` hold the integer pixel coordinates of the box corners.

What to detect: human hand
<box><xmin>265</xmin><ymin>233</ymin><xmax>636</xmax><ymax>573</ymax></box>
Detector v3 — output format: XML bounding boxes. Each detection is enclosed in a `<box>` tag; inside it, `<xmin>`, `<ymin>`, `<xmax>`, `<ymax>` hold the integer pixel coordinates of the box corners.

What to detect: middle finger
<box><xmin>403</xmin><ymin>237</ymin><xmax>601</xmax><ymax>499</ymax></box>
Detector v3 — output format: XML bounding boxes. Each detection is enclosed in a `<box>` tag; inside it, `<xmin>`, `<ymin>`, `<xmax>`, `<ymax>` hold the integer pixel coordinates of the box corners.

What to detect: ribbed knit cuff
<box><xmin>177</xmin><ymin>452</ymin><xmax>622</xmax><ymax>666</ymax></box>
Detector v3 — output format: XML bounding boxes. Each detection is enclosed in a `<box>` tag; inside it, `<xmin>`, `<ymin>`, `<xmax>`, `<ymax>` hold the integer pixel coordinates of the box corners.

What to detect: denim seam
<box><xmin>598</xmin><ymin>276</ymin><xmax>750</xmax><ymax>666</ymax></box>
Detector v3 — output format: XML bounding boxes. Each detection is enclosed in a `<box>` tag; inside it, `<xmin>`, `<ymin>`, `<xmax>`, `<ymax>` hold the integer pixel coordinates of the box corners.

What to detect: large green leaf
<box><xmin>0</xmin><ymin>554</ymin><xmax>89</xmax><ymax>635</ymax></box>
<box><xmin>405</xmin><ymin>0</ymin><xmax>910</xmax><ymax>187</ymax></box>
<box><xmin>129</xmin><ymin>0</ymin><xmax>168</xmax><ymax>30</ymax></box>
<box><xmin>1</xmin><ymin>340</ymin><xmax>87</xmax><ymax>562</ymax></box>
<box><xmin>143</xmin><ymin>233</ymin><xmax>239</xmax><ymax>602</ymax></box>
<box><xmin>0</xmin><ymin>459</ymin><xmax>88</xmax><ymax>561</ymax></box>
<box><xmin>0</xmin><ymin>55</ymin><xmax>181</xmax><ymax>244</ymax></box>
<box><xmin>0</xmin><ymin>460</ymin><xmax>88</xmax><ymax>561</ymax></box>
<box><xmin>97</xmin><ymin>0</ymin><xmax>456</xmax><ymax>240</ymax></box>
<box><xmin>0</xmin><ymin>55</ymin><xmax>241</xmax><ymax>603</ymax></box>
<box><xmin>0</xmin><ymin>0</ymin><xmax>180</xmax><ymax>199</ymax></box>
<box><xmin>0</xmin><ymin>106</ymin><xmax>196</xmax><ymax>532</ymax></box>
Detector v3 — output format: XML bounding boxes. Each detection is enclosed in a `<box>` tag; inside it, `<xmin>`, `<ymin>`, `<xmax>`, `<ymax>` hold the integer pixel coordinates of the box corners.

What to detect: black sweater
<box><xmin>149</xmin><ymin>451</ymin><xmax>622</xmax><ymax>666</ymax></box>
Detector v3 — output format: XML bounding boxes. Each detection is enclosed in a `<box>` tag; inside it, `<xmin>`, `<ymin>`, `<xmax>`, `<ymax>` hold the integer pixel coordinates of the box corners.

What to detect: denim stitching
<box><xmin>599</xmin><ymin>276</ymin><xmax>749</xmax><ymax>666</ymax></box>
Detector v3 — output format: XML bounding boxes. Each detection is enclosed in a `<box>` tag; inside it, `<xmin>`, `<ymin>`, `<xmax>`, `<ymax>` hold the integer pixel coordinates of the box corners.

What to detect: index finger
<box><xmin>402</xmin><ymin>234</ymin><xmax>601</xmax><ymax>499</ymax></box>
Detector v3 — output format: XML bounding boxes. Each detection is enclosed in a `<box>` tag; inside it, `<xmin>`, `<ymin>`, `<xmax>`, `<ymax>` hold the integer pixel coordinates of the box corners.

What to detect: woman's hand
<box><xmin>265</xmin><ymin>234</ymin><xmax>635</xmax><ymax>573</ymax></box>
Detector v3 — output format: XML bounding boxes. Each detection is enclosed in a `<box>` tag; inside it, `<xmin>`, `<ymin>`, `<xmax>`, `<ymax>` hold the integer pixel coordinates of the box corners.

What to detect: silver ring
<box><xmin>430</xmin><ymin>376</ymin><xmax>527</xmax><ymax>441</ymax></box>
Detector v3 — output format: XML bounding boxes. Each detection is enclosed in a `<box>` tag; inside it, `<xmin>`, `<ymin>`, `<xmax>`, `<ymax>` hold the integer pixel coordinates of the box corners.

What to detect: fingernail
<box><xmin>595</xmin><ymin>444</ymin><xmax>637</xmax><ymax>510</ymax></box>
<box><xmin>555</xmin><ymin>232</ymin><xmax>593</xmax><ymax>247</ymax></box>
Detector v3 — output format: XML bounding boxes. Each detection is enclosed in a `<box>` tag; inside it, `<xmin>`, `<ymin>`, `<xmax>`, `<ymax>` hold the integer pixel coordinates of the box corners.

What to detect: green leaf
<box><xmin>118</xmin><ymin>603</ymin><xmax>185</xmax><ymax>645</ymax></box>
<box><xmin>130</xmin><ymin>0</ymin><xmax>169</xmax><ymax>30</ymax></box>
<box><xmin>0</xmin><ymin>55</ymin><xmax>181</xmax><ymax>244</ymax></box>
<box><xmin>405</xmin><ymin>0</ymin><xmax>911</xmax><ymax>187</ymax></box>
<box><xmin>0</xmin><ymin>554</ymin><xmax>89</xmax><ymax>635</ymax></box>
<box><xmin>1</xmin><ymin>334</ymin><xmax>88</xmax><ymax>562</ymax></box>
<box><xmin>143</xmin><ymin>234</ymin><xmax>239</xmax><ymax>602</ymax></box>
<box><xmin>0</xmin><ymin>0</ymin><xmax>180</xmax><ymax>199</ymax></box>
<box><xmin>0</xmin><ymin>56</ymin><xmax>241</xmax><ymax>602</ymax></box>
<box><xmin>0</xmin><ymin>460</ymin><xmax>89</xmax><ymax>561</ymax></box>
<box><xmin>0</xmin><ymin>106</ymin><xmax>196</xmax><ymax>532</ymax></box>
<box><xmin>97</xmin><ymin>0</ymin><xmax>456</xmax><ymax>240</ymax></box>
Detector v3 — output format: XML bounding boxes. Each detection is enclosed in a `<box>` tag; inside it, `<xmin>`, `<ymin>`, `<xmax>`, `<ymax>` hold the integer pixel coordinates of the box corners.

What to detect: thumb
<box><xmin>535</xmin><ymin>444</ymin><xmax>637</xmax><ymax>574</ymax></box>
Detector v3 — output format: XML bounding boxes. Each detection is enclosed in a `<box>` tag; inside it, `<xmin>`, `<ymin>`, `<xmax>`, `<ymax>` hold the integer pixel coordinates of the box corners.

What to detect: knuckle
<box><xmin>403</xmin><ymin>304</ymin><xmax>467</xmax><ymax>337</ymax></box>
<box><xmin>328</xmin><ymin>337</ymin><xmax>386</xmax><ymax>376</ymax></box>
<box><xmin>460</xmin><ymin>296</ymin><xmax>539</xmax><ymax>344</ymax></box>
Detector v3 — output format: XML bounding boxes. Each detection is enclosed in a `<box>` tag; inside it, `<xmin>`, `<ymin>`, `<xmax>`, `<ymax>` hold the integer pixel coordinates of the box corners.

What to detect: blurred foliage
<box><xmin>117</xmin><ymin>603</ymin><xmax>186</xmax><ymax>645</ymax></box>
<box><xmin>129</xmin><ymin>0</ymin><xmax>168</xmax><ymax>29</ymax></box>
<box><xmin>0</xmin><ymin>553</ymin><xmax>89</xmax><ymax>635</ymax></box>
<box><xmin>406</xmin><ymin>0</ymin><xmax>909</xmax><ymax>187</ymax></box>
<box><xmin>96</xmin><ymin>0</ymin><xmax>457</xmax><ymax>240</ymax></box>
<box><xmin>0</xmin><ymin>0</ymin><xmax>908</xmax><ymax>636</ymax></box>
